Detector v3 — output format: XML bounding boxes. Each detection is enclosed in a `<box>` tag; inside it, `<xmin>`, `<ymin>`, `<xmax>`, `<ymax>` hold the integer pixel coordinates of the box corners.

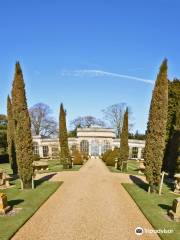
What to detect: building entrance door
<box><xmin>91</xmin><ymin>140</ymin><xmax>99</xmax><ymax>156</ymax></box>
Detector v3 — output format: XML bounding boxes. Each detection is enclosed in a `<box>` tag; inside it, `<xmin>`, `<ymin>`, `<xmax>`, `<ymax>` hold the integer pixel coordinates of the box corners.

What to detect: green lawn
<box><xmin>0</xmin><ymin>160</ymin><xmax>82</xmax><ymax>239</ymax></box>
<box><xmin>107</xmin><ymin>160</ymin><xmax>141</xmax><ymax>175</ymax></box>
<box><xmin>46</xmin><ymin>159</ymin><xmax>82</xmax><ymax>173</ymax></box>
<box><xmin>0</xmin><ymin>178</ymin><xmax>62</xmax><ymax>240</ymax></box>
<box><xmin>0</xmin><ymin>163</ymin><xmax>12</xmax><ymax>174</ymax></box>
<box><xmin>0</xmin><ymin>160</ymin><xmax>82</xmax><ymax>175</ymax></box>
<box><xmin>123</xmin><ymin>182</ymin><xmax>180</xmax><ymax>240</ymax></box>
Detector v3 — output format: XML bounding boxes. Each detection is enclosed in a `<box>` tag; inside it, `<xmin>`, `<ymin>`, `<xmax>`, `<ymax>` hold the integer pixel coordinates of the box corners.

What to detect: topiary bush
<box><xmin>103</xmin><ymin>147</ymin><xmax>120</xmax><ymax>166</ymax></box>
<box><xmin>102</xmin><ymin>149</ymin><xmax>112</xmax><ymax>162</ymax></box>
<box><xmin>72</xmin><ymin>149</ymin><xmax>83</xmax><ymax>165</ymax></box>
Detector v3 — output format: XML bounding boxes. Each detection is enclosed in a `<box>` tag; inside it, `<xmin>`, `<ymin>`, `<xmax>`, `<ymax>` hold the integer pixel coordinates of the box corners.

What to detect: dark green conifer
<box><xmin>59</xmin><ymin>103</ymin><xmax>70</xmax><ymax>168</ymax></box>
<box><xmin>144</xmin><ymin>59</ymin><xmax>168</xmax><ymax>193</ymax></box>
<box><xmin>162</xmin><ymin>79</ymin><xmax>180</xmax><ymax>175</ymax></box>
<box><xmin>11</xmin><ymin>62</ymin><xmax>33</xmax><ymax>189</ymax></box>
<box><xmin>7</xmin><ymin>95</ymin><xmax>18</xmax><ymax>174</ymax></box>
<box><xmin>167</xmin><ymin>103</ymin><xmax>180</xmax><ymax>175</ymax></box>
<box><xmin>118</xmin><ymin>108</ymin><xmax>129</xmax><ymax>170</ymax></box>
<box><xmin>175</xmin><ymin>105</ymin><xmax>180</xmax><ymax>173</ymax></box>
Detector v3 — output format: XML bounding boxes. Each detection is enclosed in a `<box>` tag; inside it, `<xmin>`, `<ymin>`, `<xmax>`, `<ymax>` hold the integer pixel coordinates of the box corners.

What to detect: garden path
<box><xmin>12</xmin><ymin>157</ymin><xmax>160</xmax><ymax>240</ymax></box>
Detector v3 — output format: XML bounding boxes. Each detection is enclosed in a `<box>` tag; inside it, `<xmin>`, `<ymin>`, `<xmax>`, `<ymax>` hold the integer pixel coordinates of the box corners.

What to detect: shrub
<box><xmin>102</xmin><ymin>149</ymin><xmax>112</xmax><ymax>162</ymax></box>
<box><xmin>103</xmin><ymin>148</ymin><xmax>120</xmax><ymax>166</ymax></box>
<box><xmin>72</xmin><ymin>150</ymin><xmax>83</xmax><ymax>165</ymax></box>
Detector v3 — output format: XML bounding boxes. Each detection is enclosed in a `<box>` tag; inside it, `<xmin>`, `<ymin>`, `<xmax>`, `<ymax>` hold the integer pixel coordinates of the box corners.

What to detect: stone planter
<box><xmin>138</xmin><ymin>160</ymin><xmax>145</xmax><ymax>174</ymax></box>
<box><xmin>174</xmin><ymin>174</ymin><xmax>180</xmax><ymax>194</ymax></box>
<box><xmin>0</xmin><ymin>193</ymin><xmax>11</xmax><ymax>215</ymax></box>
<box><xmin>168</xmin><ymin>197</ymin><xmax>180</xmax><ymax>222</ymax></box>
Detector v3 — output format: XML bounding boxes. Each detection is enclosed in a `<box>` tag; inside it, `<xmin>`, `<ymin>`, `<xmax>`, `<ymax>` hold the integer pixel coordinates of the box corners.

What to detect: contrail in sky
<box><xmin>61</xmin><ymin>69</ymin><xmax>154</xmax><ymax>84</ymax></box>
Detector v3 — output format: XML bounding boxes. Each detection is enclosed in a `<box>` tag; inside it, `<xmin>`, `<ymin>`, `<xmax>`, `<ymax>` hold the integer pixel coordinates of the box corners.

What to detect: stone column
<box><xmin>39</xmin><ymin>145</ymin><xmax>43</xmax><ymax>158</ymax></box>
<box><xmin>89</xmin><ymin>143</ymin><xmax>91</xmax><ymax>156</ymax></box>
<box><xmin>99</xmin><ymin>144</ymin><xmax>101</xmax><ymax>156</ymax></box>
<box><xmin>48</xmin><ymin>146</ymin><xmax>52</xmax><ymax>159</ymax></box>
<box><xmin>138</xmin><ymin>148</ymin><xmax>142</xmax><ymax>159</ymax></box>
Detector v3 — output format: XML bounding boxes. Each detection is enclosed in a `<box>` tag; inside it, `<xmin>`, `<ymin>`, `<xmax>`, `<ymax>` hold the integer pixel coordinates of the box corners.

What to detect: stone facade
<box><xmin>32</xmin><ymin>127</ymin><xmax>145</xmax><ymax>159</ymax></box>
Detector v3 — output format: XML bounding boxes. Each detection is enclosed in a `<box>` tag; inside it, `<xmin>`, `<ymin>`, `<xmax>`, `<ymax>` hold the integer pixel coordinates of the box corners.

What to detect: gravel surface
<box><xmin>12</xmin><ymin>158</ymin><xmax>160</xmax><ymax>240</ymax></box>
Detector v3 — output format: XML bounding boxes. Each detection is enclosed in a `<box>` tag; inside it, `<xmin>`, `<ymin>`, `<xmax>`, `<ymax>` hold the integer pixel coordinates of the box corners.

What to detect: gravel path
<box><xmin>12</xmin><ymin>158</ymin><xmax>160</xmax><ymax>240</ymax></box>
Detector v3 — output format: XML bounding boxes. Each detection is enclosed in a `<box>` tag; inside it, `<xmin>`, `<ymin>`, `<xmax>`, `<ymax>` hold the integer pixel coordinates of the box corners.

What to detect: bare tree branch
<box><xmin>102</xmin><ymin>103</ymin><xmax>134</xmax><ymax>136</ymax></box>
<box><xmin>29</xmin><ymin>103</ymin><xmax>58</xmax><ymax>137</ymax></box>
<box><xmin>70</xmin><ymin>116</ymin><xmax>106</xmax><ymax>129</ymax></box>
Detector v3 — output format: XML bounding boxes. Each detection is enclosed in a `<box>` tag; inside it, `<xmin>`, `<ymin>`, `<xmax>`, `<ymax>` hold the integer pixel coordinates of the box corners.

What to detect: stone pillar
<box><xmin>89</xmin><ymin>144</ymin><xmax>91</xmax><ymax>156</ymax></box>
<box><xmin>48</xmin><ymin>146</ymin><xmax>52</xmax><ymax>159</ymax></box>
<box><xmin>99</xmin><ymin>144</ymin><xmax>101</xmax><ymax>156</ymax></box>
<box><xmin>39</xmin><ymin>145</ymin><xmax>43</xmax><ymax>158</ymax></box>
<box><xmin>138</xmin><ymin>148</ymin><xmax>142</xmax><ymax>159</ymax></box>
<box><xmin>115</xmin><ymin>158</ymin><xmax>118</xmax><ymax>169</ymax></box>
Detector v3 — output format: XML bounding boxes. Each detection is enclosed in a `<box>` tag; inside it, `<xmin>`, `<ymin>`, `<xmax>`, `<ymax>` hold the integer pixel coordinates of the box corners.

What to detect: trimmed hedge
<box><xmin>102</xmin><ymin>148</ymin><xmax>120</xmax><ymax>166</ymax></box>
<box><xmin>102</xmin><ymin>149</ymin><xmax>112</xmax><ymax>162</ymax></box>
<box><xmin>72</xmin><ymin>149</ymin><xmax>83</xmax><ymax>165</ymax></box>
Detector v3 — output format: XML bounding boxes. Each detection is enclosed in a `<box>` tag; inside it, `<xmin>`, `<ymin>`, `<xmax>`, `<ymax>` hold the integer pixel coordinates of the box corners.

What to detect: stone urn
<box><xmin>168</xmin><ymin>197</ymin><xmax>180</xmax><ymax>222</ymax></box>
<box><xmin>0</xmin><ymin>193</ymin><xmax>11</xmax><ymax>215</ymax></box>
<box><xmin>174</xmin><ymin>174</ymin><xmax>180</xmax><ymax>194</ymax></box>
<box><xmin>138</xmin><ymin>160</ymin><xmax>145</xmax><ymax>174</ymax></box>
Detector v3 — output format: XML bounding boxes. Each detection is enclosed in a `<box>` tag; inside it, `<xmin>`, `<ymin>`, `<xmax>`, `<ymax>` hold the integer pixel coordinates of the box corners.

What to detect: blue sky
<box><xmin>0</xmin><ymin>0</ymin><xmax>180</xmax><ymax>133</ymax></box>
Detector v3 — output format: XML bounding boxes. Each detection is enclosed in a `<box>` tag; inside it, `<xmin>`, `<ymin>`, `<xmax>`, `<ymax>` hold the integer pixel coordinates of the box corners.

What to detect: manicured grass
<box><xmin>0</xmin><ymin>160</ymin><xmax>82</xmax><ymax>175</ymax></box>
<box><xmin>122</xmin><ymin>182</ymin><xmax>180</xmax><ymax>240</ymax></box>
<box><xmin>0</xmin><ymin>163</ymin><xmax>12</xmax><ymax>174</ymax></box>
<box><xmin>0</xmin><ymin>178</ymin><xmax>62</xmax><ymax>240</ymax></box>
<box><xmin>107</xmin><ymin>160</ymin><xmax>141</xmax><ymax>175</ymax></box>
<box><xmin>46</xmin><ymin>159</ymin><xmax>82</xmax><ymax>173</ymax></box>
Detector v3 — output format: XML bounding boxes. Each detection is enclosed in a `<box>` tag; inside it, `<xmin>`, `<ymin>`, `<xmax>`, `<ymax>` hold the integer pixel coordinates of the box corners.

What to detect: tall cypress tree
<box><xmin>175</xmin><ymin>106</ymin><xmax>180</xmax><ymax>173</ymax></box>
<box><xmin>175</xmin><ymin>105</ymin><xmax>180</xmax><ymax>173</ymax></box>
<box><xmin>118</xmin><ymin>108</ymin><xmax>129</xmax><ymax>170</ymax></box>
<box><xmin>59</xmin><ymin>103</ymin><xmax>70</xmax><ymax>168</ymax></box>
<box><xmin>11</xmin><ymin>62</ymin><xmax>33</xmax><ymax>189</ymax></box>
<box><xmin>162</xmin><ymin>79</ymin><xmax>180</xmax><ymax>175</ymax></box>
<box><xmin>144</xmin><ymin>59</ymin><xmax>168</xmax><ymax>193</ymax></box>
<box><xmin>167</xmin><ymin>103</ymin><xmax>180</xmax><ymax>176</ymax></box>
<box><xmin>7</xmin><ymin>95</ymin><xmax>18</xmax><ymax>175</ymax></box>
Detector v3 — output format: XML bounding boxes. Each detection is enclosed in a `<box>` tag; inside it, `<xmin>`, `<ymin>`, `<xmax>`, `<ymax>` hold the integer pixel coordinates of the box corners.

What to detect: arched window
<box><xmin>33</xmin><ymin>142</ymin><xmax>39</xmax><ymax>155</ymax></box>
<box><xmin>80</xmin><ymin>140</ymin><xmax>89</xmax><ymax>155</ymax></box>
<box><xmin>101</xmin><ymin>140</ymin><xmax>111</xmax><ymax>154</ymax></box>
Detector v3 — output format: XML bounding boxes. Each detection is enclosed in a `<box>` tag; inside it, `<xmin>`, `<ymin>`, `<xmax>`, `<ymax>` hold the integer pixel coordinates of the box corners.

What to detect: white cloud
<box><xmin>61</xmin><ymin>69</ymin><xmax>154</xmax><ymax>84</ymax></box>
